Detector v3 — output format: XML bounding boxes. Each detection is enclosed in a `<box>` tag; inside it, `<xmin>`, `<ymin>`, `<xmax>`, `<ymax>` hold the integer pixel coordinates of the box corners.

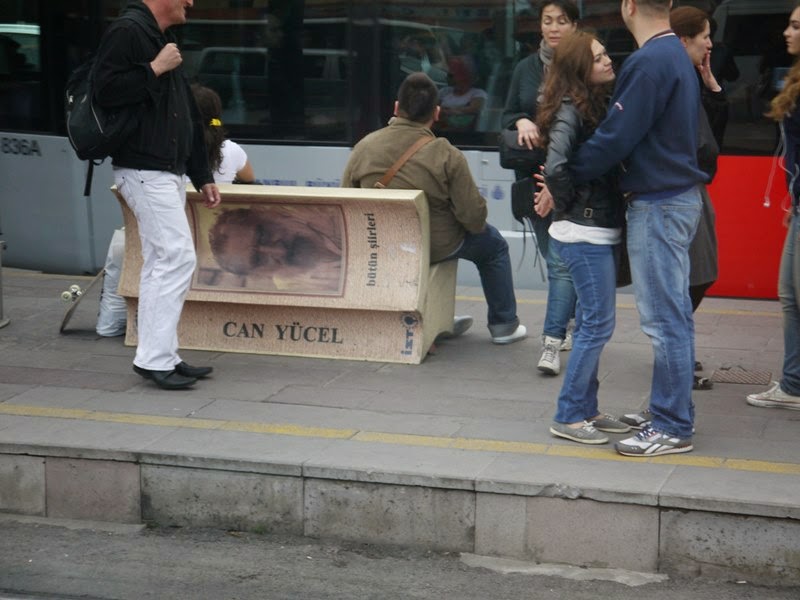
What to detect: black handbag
<box><xmin>510</xmin><ymin>176</ymin><xmax>546</xmax><ymax>282</ymax></box>
<box><xmin>510</xmin><ymin>176</ymin><xmax>537</xmax><ymax>224</ymax></box>
<box><xmin>499</xmin><ymin>129</ymin><xmax>545</xmax><ymax>171</ymax></box>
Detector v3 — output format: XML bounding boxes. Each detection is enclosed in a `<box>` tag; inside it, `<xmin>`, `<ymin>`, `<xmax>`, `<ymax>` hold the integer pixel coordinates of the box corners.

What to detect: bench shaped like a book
<box><xmin>114</xmin><ymin>185</ymin><xmax>458</xmax><ymax>364</ymax></box>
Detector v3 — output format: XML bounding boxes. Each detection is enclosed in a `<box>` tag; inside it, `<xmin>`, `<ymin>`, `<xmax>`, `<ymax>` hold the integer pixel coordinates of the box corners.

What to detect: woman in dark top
<box><xmin>672</xmin><ymin>6</ymin><xmax>728</xmax><ymax>391</ymax></box>
<box><xmin>502</xmin><ymin>0</ymin><xmax>579</xmax><ymax>377</ymax></box>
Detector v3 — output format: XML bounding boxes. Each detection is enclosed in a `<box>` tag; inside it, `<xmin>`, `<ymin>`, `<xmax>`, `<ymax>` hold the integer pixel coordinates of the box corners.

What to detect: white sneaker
<box><xmin>537</xmin><ymin>335</ymin><xmax>561</xmax><ymax>375</ymax></box>
<box><xmin>746</xmin><ymin>381</ymin><xmax>800</xmax><ymax>410</ymax></box>
<box><xmin>491</xmin><ymin>324</ymin><xmax>527</xmax><ymax>345</ymax></box>
<box><xmin>560</xmin><ymin>322</ymin><xmax>574</xmax><ymax>352</ymax></box>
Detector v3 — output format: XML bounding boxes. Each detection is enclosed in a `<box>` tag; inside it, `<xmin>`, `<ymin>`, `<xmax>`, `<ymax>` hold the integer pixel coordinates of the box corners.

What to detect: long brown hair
<box><xmin>191</xmin><ymin>83</ymin><xmax>226</xmax><ymax>172</ymax></box>
<box><xmin>535</xmin><ymin>30</ymin><xmax>611</xmax><ymax>146</ymax></box>
<box><xmin>768</xmin><ymin>4</ymin><xmax>800</xmax><ymax>120</ymax></box>
<box><xmin>769</xmin><ymin>64</ymin><xmax>800</xmax><ymax>120</ymax></box>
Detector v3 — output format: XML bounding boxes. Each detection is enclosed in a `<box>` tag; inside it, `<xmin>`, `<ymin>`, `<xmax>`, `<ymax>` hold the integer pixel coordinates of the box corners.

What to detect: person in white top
<box><xmin>191</xmin><ymin>84</ymin><xmax>255</xmax><ymax>184</ymax></box>
<box><xmin>438</xmin><ymin>56</ymin><xmax>487</xmax><ymax>131</ymax></box>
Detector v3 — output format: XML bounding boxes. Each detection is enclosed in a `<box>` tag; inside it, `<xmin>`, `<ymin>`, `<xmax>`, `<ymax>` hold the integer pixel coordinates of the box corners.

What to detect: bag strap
<box><xmin>374</xmin><ymin>136</ymin><xmax>434</xmax><ymax>189</ymax></box>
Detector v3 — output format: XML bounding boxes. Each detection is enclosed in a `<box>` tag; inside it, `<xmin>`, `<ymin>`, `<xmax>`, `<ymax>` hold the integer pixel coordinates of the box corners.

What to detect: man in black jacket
<box><xmin>94</xmin><ymin>0</ymin><xmax>222</xmax><ymax>390</ymax></box>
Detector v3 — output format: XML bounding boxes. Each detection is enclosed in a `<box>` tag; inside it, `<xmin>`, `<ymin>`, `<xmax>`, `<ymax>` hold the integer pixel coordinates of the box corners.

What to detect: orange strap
<box><xmin>374</xmin><ymin>136</ymin><xmax>434</xmax><ymax>189</ymax></box>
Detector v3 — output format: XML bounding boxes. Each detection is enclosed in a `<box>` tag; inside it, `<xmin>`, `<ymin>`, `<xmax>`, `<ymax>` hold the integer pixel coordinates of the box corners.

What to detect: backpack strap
<box><xmin>374</xmin><ymin>136</ymin><xmax>434</xmax><ymax>189</ymax></box>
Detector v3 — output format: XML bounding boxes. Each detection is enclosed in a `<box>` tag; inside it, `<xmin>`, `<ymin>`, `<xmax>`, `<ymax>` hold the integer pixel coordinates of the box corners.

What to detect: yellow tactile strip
<box><xmin>1</xmin><ymin>403</ymin><xmax>798</xmax><ymax>476</ymax></box>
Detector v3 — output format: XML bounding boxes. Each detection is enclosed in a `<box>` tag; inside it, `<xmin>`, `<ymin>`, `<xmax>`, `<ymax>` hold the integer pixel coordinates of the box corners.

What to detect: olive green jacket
<box><xmin>341</xmin><ymin>117</ymin><xmax>487</xmax><ymax>262</ymax></box>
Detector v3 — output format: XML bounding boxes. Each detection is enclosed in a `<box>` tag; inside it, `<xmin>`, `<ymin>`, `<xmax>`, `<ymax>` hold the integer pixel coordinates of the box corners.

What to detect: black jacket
<box><xmin>543</xmin><ymin>100</ymin><xmax>624</xmax><ymax>229</ymax></box>
<box><xmin>501</xmin><ymin>53</ymin><xmax>546</xmax><ymax>179</ymax></box>
<box><xmin>697</xmin><ymin>79</ymin><xmax>726</xmax><ymax>181</ymax></box>
<box><xmin>93</xmin><ymin>1</ymin><xmax>212</xmax><ymax>190</ymax></box>
<box><xmin>501</xmin><ymin>53</ymin><xmax>545</xmax><ymax>131</ymax></box>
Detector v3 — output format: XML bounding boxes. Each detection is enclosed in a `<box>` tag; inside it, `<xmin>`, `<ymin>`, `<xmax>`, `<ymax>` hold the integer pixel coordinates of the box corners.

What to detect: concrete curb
<box><xmin>2</xmin><ymin>442</ymin><xmax>799</xmax><ymax>586</ymax></box>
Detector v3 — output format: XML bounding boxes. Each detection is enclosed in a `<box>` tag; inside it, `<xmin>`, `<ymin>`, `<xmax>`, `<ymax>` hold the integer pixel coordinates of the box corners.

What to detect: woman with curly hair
<box><xmin>535</xmin><ymin>30</ymin><xmax>629</xmax><ymax>444</ymax></box>
<box><xmin>747</xmin><ymin>4</ymin><xmax>800</xmax><ymax>411</ymax></box>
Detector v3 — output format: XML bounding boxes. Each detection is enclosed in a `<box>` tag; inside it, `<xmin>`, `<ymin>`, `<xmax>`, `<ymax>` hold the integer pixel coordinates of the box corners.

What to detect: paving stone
<box><xmin>141</xmin><ymin>464</ymin><xmax>302</xmax><ymax>533</ymax></box>
<box><xmin>659</xmin><ymin>466</ymin><xmax>800</xmax><ymax>519</ymax></box>
<box><xmin>475</xmin><ymin>454</ymin><xmax>673</xmax><ymax>505</ymax></box>
<box><xmin>660</xmin><ymin>509</ymin><xmax>800</xmax><ymax>586</ymax></box>
<box><xmin>522</xmin><ymin>497</ymin><xmax>659</xmax><ymax>572</ymax></box>
<box><xmin>0</xmin><ymin>454</ymin><xmax>45</xmax><ymax>515</ymax></box>
<box><xmin>304</xmin><ymin>478</ymin><xmax>474</xmax><ymax>551</ymax></box>
<box><xmin>45</xmin><ymin>457</ymin><xmax>140</xmax><ymax>523</ymax></box>
<box><xmin>140</xmin><ymin>428</ymin><xmax>338</xmax><ymax>477</ymax></box>
<box><xmin>303</xmin><ymin>440</ymin><xmax>497</xmax><ymax>490</ymax></box>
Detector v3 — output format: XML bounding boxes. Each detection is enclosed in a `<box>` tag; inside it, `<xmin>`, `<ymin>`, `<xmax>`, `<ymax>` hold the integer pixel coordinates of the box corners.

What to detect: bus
<box><xmin>0</xmin><ymin>0</ymin><xmax>792</xmax><ymax>298</ymax></box>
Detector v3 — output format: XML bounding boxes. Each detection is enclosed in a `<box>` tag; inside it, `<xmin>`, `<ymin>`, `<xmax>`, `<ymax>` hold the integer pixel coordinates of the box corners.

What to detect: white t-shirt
<box><xmin>549</xmin><ymin>220</ymin><xmax>622</xmax><ymax>245</ymax></box>
<box><xmin>438</xmin><ymin>86</ymin><xmax>488</xmax><ymax>109</ymax></box>
<box><xmin>215</xmin><ymin>140</ymin><xmax>248</xmax><ymax>184</ymax></box>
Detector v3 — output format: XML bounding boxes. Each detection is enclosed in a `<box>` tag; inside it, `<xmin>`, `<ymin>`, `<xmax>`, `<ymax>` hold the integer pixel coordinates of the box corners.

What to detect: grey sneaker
<box><xmin>560</xmin><ymin>323</ymin><xmax>574</xmax><ymax>352</ymax></box>
<box><xmin>746</xmin><ymin>381</ymin><xmax>800</xmax><ymax>410</ymax></box>
<box><xmin>619</xmin><ymin>408</ymin><xmax>652</xmax><ymax>430</ymax></box>
<box><xmin>436</xmin><ymin>315</ymin><xmax>473</xmax><ymax>341</ymax></box>
<box><xmin>537</xmin><ymin>335</ymin><xmax>561</xmax><ymax>375</ymax></box>
<box><xmin>492</xmin><ymin>324</ymin><xmax>528</xmax><ymax>345</ymax></box>
<box><xmin>550</xmin><ymin>421</ymin><xmax>609</xmax><ymax>445</ymax></box>
<box><xmin>615</xmin><ymin>426</ymin><xmax>693</xmax><ymax>457</ymax></box>
<box><xmin>591</xmin><ymin>414</ymin><xmax>632</xmax><ymax>433</ymax></box>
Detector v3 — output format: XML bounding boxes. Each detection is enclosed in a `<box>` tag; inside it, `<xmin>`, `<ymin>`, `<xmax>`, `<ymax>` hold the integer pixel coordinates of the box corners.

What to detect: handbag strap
<box><xmin>374</xmin><ymin>136</ymin><xmax>434</xmax><ymax>189</ymax></box>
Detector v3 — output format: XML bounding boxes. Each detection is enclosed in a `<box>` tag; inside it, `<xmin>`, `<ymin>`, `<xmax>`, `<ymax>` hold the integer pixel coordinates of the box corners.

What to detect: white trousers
<box><xmin>113</xmin><ymin>168</ymin><xmax>196</xmax><ymax>371</ymax></box>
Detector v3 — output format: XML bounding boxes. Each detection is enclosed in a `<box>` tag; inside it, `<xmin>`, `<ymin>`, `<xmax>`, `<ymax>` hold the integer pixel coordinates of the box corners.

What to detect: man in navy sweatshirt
<box><xmin>570</xmin><ymin>0</ymin><xmax>707</xmax><ymax>456</ymax></box>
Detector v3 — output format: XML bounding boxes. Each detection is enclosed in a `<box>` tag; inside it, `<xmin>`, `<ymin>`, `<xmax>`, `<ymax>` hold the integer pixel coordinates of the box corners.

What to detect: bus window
<box><xmin>0</xmin><ymin>22</ymin><xmax>41</xmax><ymax>131</ymax></box>
<box><xmin>180</xmin><ymin>1</ymin><xmax>352</xmax><ymax>142</ymax></box>
<box><xmin>711</xmin><ymin>0</ymin><xmax>796</xmax><ymax>154</ymax></box>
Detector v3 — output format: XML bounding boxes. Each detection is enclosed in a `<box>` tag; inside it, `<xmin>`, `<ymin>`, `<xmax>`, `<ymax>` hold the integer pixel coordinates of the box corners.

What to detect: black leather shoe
<box><xmin>133</xmin><ymin>365</ymin><xmax>197</xmax><ymax>390</ymax></box>
<box><xmin>174</xmin><ymin>361</ymin><xmax>213</xmax><ymax>379</ymax></box>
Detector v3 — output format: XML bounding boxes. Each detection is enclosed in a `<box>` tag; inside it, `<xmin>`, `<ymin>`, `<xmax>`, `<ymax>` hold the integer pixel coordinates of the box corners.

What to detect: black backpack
<box><xmin>65</xmin><ymin>58</ymin><xmax>139</xmax><ymax>164</ymax></box>
<box><xmin>64</xmin><ymin>12</ymin><xmax>147</xmax><ymax>194</ymax></box>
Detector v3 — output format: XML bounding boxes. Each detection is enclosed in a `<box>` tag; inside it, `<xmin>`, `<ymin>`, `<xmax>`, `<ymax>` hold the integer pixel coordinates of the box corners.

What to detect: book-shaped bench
<box><xmin>114</xmin><ymin>185</ymin><xmax>458</xmax><ymax>364</ymax></box>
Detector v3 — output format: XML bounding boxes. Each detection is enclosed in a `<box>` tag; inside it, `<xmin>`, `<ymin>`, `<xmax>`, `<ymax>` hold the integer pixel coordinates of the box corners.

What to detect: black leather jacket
<box><xmin>93</xmin><ymin>1</ymin><xmax>212</xmax><ymax>190</ymax></box>
<box><xmin>543</xmin><ymin>99</ymin><xmax>624</xmax><ymax>229</ymax></box>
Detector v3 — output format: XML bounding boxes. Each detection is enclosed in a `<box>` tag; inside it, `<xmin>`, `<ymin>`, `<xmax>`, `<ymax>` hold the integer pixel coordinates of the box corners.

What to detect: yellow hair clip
<box><xmin>209</xmin><ymin>118</ymin><xmax>222</xmax><ymax>127</ymax></box>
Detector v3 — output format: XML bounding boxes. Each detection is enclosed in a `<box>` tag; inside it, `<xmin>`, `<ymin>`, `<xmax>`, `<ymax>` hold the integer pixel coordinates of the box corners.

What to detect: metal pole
<box><xmin>0</xmin><ymin>240</ymin><xmax>9</xmax><ymax>329</ymax></box>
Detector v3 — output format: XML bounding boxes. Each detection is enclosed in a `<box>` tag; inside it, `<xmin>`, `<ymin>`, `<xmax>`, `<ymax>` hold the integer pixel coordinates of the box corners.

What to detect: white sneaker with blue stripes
<box><xmin>615</xmin><ymin>426</ymin><xmax>693</xmax><ymax>457</ymax></box>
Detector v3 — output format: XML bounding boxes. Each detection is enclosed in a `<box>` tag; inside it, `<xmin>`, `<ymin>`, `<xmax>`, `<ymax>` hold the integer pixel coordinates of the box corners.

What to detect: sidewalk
<box><xmin>0</xmin><ymin>269</ymin><xmax>798</xmax><ymax>585</ymax></box>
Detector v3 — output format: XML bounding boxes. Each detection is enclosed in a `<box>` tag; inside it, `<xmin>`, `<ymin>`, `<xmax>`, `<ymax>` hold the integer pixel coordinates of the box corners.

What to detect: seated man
<box><xmin>341</xmin><ymin>72</ymin><xmax>526</xmax><ymax>345</ymax></box>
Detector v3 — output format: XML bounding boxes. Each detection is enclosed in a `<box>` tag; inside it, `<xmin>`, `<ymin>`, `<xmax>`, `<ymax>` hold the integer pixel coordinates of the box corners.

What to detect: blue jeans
<box><xmin>627</xmin><ymin>187</ymin><xmax>701</xmax><ymax>438</ymax></box>
<box><xmin>778</xmin><ymin>212</ymin><xmax>800</xmax><ymax>395</ymax></box>
<box><xmin>552</xmin><ymin>240</ymin><xmax>617</xmax><ymax>424</ymax></box>
<box><xmin>444</xmin><ymin>224</ymin><xmax>519</xmax><ymax>336</ymax></box>
<box><xmin>534</xmin><ymin>214</ymin><xmax>576</xmax><ymax>339</ymax></box>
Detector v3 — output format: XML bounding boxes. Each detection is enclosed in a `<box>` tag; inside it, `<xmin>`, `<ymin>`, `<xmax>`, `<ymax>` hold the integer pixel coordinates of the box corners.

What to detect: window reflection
<box><xmin>182</xmin><ymin>1</ymin><xmax>351</xmax><ymax>141</ymax></box>
<box><xmin>0</xmin><ymin>0</ymin><xmax>794</xmax><ymax>157</ymax></box>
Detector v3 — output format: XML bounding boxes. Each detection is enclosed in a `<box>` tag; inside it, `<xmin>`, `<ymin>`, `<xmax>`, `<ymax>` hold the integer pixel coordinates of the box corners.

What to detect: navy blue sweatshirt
<box><xmin>571</xmin><ymin>33</ymin><xmax>707</xmax><ymax>200</ymax></box>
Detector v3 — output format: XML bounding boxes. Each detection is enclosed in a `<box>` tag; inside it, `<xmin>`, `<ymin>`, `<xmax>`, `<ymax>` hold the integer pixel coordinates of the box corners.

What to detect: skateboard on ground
<box><xmin>59</xmin><ymin>271</ymin><xmax>104</xmax><ymax>333</ymax></box>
